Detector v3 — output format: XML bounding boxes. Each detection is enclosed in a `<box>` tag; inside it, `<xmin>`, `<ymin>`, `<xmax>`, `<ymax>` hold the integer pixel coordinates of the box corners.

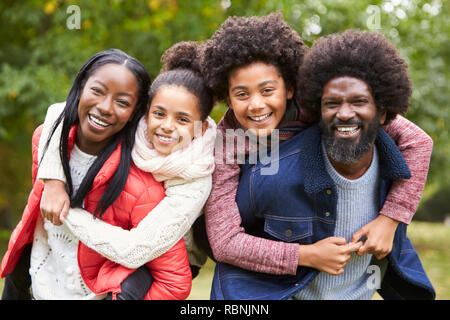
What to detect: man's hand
<box><xmin>298</xmin><ymin>237</ymin><xmax>362</xmax><ymax>276</ymax></box>
<box><xmin>350</xmin><ymin>215</ymin><xmax>399</xmax><ymax>260</ymax></box>
<box><xmin>40</xmin><ymin>179</ymin><xmax>70</xmax><ymax>226</ymax></box>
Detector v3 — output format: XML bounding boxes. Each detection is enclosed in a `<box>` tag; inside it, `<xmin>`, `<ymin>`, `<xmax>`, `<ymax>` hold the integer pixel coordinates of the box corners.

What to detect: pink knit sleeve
<box><xmin>382</xmin><ymin>115</ymin><xmax>433</xmax><ymax>224</ymax></box>
<box><xmin>204</xmin><ymin>117</ymin><xmax>300</xmax><ymax>275</ymax></box>
<box><xmin>204</xmin><ymin>161</ymin><xmax>299</xmax><ymax>275</ymax></box>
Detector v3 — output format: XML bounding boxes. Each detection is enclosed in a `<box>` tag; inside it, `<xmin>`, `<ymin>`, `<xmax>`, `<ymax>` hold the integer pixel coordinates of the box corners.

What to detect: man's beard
<box><xmin>320</xmin><ymin>113</ymin><xmax>381</xmax><ymax>164</ymax></box>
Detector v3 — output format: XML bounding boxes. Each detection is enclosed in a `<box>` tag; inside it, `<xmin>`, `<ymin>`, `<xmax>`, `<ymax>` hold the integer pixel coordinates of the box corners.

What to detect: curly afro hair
<box><xmin>298</xmin><ymin>30</ymin><xmax>412</xmax><ymax>125</ymax></box>
<box><xmin>201</xmin><ymin>12</ymin><xmax>308</xmax><ymax>101</ymax></box>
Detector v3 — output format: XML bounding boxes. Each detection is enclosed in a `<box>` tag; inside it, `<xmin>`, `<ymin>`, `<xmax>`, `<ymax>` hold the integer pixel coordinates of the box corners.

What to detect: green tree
<box><xmin>0</xmin><ymin>0</ymin><xmax>448</xmax><ymax>225</ymax></box>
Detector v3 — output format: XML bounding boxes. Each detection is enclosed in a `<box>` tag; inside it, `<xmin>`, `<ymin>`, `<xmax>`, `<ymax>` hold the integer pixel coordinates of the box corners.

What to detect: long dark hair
<box><xmin>41</xmin><ymin>49</ymin><xmax>151</xmax><ymax>218</ymax></box>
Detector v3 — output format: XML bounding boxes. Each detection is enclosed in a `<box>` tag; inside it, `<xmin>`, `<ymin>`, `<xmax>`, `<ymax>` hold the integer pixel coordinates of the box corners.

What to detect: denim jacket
<box><xmin>211</xmin><ymin>125</ymin><xmax>435</xmax><ymax>300</ymax></box>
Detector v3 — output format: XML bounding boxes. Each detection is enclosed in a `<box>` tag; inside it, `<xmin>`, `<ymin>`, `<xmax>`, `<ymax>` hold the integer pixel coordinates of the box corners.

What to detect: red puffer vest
<box><xmin>1</xmin><ymin>124</ymin><xmax>192</xmax><ymax>299</ymax></box>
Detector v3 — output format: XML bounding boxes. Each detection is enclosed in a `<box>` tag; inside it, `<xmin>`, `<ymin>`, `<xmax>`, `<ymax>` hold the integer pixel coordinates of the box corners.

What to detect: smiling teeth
<box><xmin>158</xmin><ymin>135</ymin><xmax>176</xmax><ymax>142</ymax></box>
<box><xmin>89</xmin><ymin>115</ymin><xmax>110</xmax><ymax>127</ymax></box>
<box><xmin>250</xmin><ymin>113</ymin><xmax>271</xmax><ymax>121</ymax></box>
<box><xmin>336</xmin><ymin>126</ymin><xmax>358</xmax><ymax>133</ymax></box>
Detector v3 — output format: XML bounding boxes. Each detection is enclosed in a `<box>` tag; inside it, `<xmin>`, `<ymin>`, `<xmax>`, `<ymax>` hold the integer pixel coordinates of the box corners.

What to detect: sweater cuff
<box><xmin>379</xmin><ymin>201</ymin><xmax>413</xmax><ymax>225</ymax></box>
<box><xmin>285</xmin><ymin>243</ymin><xmax>300</xmax><ymax>275</ymax></box>
<box><xmin>37</xmin><ymin>160</ymin><xmax>67</xmax><ymax>183</ymax></box>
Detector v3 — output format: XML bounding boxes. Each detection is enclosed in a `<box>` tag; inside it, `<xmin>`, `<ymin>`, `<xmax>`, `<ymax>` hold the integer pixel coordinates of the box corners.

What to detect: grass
<box><xmin>406</xmin><ymin>221</ymin><xmax>450</xmax><ymax>299</ymax></box>
<box><xmin>1</xmin><ymin>221</ymin><xmax>449</xmax><ymax>300</ymax></box>
<box><xmin>188</xmin><ymin>258</ymin><xmax>215</xmax><ymax>300</ymax></box>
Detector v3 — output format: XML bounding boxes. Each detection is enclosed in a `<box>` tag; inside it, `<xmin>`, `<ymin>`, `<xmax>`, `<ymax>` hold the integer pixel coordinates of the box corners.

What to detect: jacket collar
<box><xmin>298</xmin><ymin>125</ymin><xmax>411</xmax><ymax>195</ymax></box>
<box><xmin>67</xmin><ymin>124</ymin><xmax>122</xmax><ymax>189</ymax></box>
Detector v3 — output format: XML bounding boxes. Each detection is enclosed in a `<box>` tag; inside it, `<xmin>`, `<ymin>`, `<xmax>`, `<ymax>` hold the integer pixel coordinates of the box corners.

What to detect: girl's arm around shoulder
<box><xmin>64</xmin><ymin>175</ymin><xmax>212</xmax><ymax>268</ymax></box>
<box><xmin>37</xmin><ymin>102</ymin><xmax>71</xmax><ymax>225</ymax></box>
<box><xmin>205</xmin><ymin>161</ymin><xmax>300</xmax><ymax>275</ymax></box>
<box><xmin>382</xmin><ymin>115</ymin><xmax>433</xmax><ymax>224</ymax></box>
<box><xmin>37</xmin><ymin>102</ymin><xmax>67</xmax><ymax>182</ymax></box>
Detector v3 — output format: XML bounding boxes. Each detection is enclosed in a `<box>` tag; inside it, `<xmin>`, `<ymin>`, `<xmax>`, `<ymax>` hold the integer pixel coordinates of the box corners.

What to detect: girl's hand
<box><xmin>298</xmin><ymin>237</ymin><xmax>362</xmax><ymax>276</ymax></box>
<box><xmin>350</xmin><ymin>215</ymin><xmax>399</xmax><ymax>260</ymax></box>
<box><xmin>40</xmin><ymin>179</ymin><xmax>70</xmax><ymax>226</ymax></box>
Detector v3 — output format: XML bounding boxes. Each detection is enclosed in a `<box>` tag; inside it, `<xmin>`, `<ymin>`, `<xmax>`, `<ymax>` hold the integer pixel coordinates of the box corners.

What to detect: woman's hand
<box><xmin>350</xmin><ymin>215</ymin><xmax>399</xmax><ymax>260</ymax></box>
<box><xmin>298</xmin><ymin>237</ymin><xmax>362</xmax><ymax>276</ymax></box>
<box><xmin>40</xmin><ymin>179</ymin><xmax>70</xmax><ymax>226</ymax></box>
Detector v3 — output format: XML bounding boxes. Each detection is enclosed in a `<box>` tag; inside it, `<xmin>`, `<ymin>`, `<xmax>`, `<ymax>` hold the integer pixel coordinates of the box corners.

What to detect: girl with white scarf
<box><xmin>36</xmin><ymin>42</ymin><xmax>216</xmax><ymax>295</ymax></box>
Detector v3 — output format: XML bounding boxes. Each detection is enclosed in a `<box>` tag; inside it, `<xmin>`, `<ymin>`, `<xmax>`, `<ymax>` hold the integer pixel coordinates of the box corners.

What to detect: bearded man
<box><xmin>211</xmin><ymin>30</ymin><xmax>435</xmax><ymax>300</ymax></box>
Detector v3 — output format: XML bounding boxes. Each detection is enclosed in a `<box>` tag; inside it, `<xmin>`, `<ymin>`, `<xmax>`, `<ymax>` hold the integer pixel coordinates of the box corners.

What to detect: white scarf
<box><xmin>132</xmin><ymin>116</ymin><xmax>217</xmax><ymax>182</ymax></box>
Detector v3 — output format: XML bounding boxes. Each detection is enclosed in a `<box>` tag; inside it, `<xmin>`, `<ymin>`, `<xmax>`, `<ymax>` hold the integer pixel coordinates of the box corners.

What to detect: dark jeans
<box><xmin>1</xmin><ymin>243</ymin><xmax>32</xmax><ymax>300</ymax></box>
<box><xmin>104</xmin><ymin>265</ymin><xmax>153</xmax><ymax>300</ymax></box>
<box><xmin>1</xmin><ymin>243</ymin><xmax>153</xmax><ymax>300</ymax></box>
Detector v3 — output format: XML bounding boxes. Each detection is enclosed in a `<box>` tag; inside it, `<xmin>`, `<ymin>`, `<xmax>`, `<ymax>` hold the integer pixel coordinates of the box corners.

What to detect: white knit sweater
<box><xmin>31</xmin><ymin>144</ymin><xmax>104</xmax><ymax>300</ymax></box>
<box><xmin>37</xmin><ymin>103</ymin><xmax>216</xmax><ymax>269</ymax></box>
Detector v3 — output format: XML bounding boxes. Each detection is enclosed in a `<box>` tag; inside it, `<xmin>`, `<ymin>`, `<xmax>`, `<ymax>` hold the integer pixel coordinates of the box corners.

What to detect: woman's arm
<box><xmin>64</xmin><ymin>176</ymin><xmax>211</xmax><ymax>268</ymax></box>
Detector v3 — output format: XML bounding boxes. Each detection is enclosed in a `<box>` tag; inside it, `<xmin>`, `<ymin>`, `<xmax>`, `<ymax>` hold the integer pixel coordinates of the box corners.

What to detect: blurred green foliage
<box><xmin>0</xmin><ymin>0</ymin><xmax>448</xmax><ymax>224</ymax></box>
